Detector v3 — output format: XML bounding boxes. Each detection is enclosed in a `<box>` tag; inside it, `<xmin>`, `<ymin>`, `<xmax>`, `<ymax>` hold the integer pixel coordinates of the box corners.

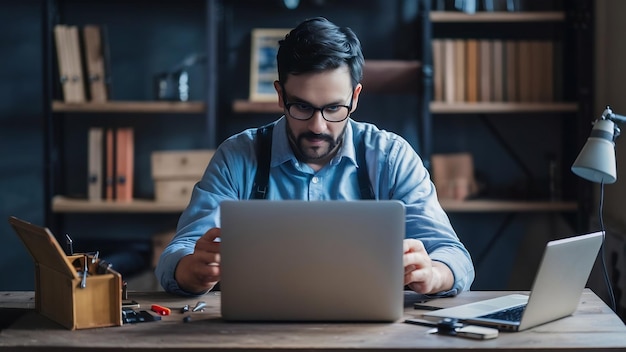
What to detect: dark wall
<box><xmin>0</xmin><ymin>0</ymin><xmax>44</xmax><ymax>290</ymax></box>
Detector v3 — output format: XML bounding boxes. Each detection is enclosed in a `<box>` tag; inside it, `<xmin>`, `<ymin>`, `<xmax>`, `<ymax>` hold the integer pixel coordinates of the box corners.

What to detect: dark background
<box><xmin>0</xmin><ymin>0</ymin><xmax>587</xmax><ymax>296</ymax></box>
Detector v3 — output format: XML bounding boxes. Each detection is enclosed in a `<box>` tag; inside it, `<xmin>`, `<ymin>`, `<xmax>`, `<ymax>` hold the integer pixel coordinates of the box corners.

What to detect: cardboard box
<box><xmin>151</xmin><ymin>150</ymin><xmax>215</xmax><ymax>180</ymax></box>
<box><xmin>151</xmin><ymin>150</ymin><xmax>215</xmax><ymax>202</ymax></box>
<box><xmin>154</xmin><ymin>179</ymin><xmax>198</xmax><ymax>203</ymax></box>
<box><xmin>9</xmin><ymin>216</ymin><xmax>123</xmax><ymax>330</ymax></box>
<box><xmin>431</xmin><ymin>153</ymin><xmax>478</xmax><ymax>201</ymax></box>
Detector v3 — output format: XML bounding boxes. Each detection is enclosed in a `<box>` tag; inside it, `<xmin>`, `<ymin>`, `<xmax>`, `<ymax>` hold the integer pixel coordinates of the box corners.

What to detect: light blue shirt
<box><xmin>156</xmin><ymin>117</ymin><xmax>475</xmax><ymax>296</ymax></box>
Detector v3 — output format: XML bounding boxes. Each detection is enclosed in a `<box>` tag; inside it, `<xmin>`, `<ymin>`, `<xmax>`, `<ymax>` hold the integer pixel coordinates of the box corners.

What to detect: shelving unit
<box><xmin>420</xmin><ymin>1</ymin><xmax>592</xmax><ymax>221</ymax></box>
<box><xmin>42</xmin><ymin>0</ymin><xmax>220</xmax><ymax>235</ymax></box>
<box><xmin>41</xmin><ymin>0</ymin><xmax>592</xmax><ymax>242</ymax></box>
<box><xmin>226</xmin><ymin>2</ymin><xmax>591</xmax><ymax>217</ymax></box>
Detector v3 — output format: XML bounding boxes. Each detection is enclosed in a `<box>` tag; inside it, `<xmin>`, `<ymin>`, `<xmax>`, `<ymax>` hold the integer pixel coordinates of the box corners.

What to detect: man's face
<box><xmin>274</xmin><ymin>67</ymin><xmax>362</xmax><ymax>168</ymax></box>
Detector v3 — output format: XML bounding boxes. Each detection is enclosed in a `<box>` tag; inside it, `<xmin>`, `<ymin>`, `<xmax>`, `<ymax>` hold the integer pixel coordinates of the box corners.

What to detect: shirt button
<box><xmin>312</xmin><ymin>176</ymin><xmax>319</xmax><ymax>184</ymax></box>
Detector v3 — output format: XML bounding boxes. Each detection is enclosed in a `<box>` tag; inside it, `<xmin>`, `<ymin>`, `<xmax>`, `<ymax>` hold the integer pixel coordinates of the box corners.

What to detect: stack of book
<box><xmin>432</xmin><ymin>38</ymin><xmax>559</xmax><ymax>104</ymax></box>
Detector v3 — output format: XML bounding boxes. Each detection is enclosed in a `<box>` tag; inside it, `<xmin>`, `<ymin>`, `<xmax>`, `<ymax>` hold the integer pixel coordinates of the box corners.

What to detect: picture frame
<box><xmin>249</xmin><ymin>28</ymin><xmax>290</xmax><ymax>102</ymax></box>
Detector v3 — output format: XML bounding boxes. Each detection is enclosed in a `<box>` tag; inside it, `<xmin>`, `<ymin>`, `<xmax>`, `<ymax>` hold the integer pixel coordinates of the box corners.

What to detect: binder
<box><xmin>53</xmin><ymin>25</ymin><xmax>72</xmax><ymax>102</ymax></box>
<box><xmin>115</xmin><ymin>128</ymin><xmax>134</xmax><ymax>202</ymax></box>
<box><xmin>105</xmin><ymin>128</ymin><xmax>116</xmax><ymax>201</ymax></box>
<box><xmin>87</xmin><ymin>127</ymin><xmax>104</xmax><ymax>201</ymax></box>
<box><xmin>53</xmin><ymin>25</ymin><xmax>86</xmax><ymax>102</ymax></box>
<box><xmin>82</xmin><ymin>25</ymin><xmax>108</xmax><ymax>102</ymax></box>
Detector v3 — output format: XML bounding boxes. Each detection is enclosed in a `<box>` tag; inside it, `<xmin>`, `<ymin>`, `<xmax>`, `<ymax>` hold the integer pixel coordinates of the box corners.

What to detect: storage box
<box><xmin>151</xmin><ymin>150</ymin><xmax>215</xmax><ymax>202</ymax></box>
<box><xmin>431</xmin><ymin>153</ymin><xmax>478</xmax><ymax>201</ymax></box>
<box><xmin>9</xmin><ymin>216</ymin><xmax>123</xmax><ymax>330</ymax></box>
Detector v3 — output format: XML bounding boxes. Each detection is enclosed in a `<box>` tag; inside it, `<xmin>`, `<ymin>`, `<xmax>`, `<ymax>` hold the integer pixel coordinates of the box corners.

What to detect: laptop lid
<box><xmin>219</xmin><ymin>200</ymin><xmax>405</xmax><ymax>322</ymax></box>
<box><xmin>423</xmin><ymin>231</ymin><xmax>604</xmax><ymax>331</ymax></box>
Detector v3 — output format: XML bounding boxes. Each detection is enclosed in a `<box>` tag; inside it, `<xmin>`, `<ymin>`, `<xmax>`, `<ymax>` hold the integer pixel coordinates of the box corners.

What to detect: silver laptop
<box><xmin>423</xmin><ymin>231</ymin><xmax>604</xmax><ymax>331</ymax></box>
<box><xmin>219</xmin><ymin>200</ymin><xmax>405</xmax><ymax>322</ymax></box>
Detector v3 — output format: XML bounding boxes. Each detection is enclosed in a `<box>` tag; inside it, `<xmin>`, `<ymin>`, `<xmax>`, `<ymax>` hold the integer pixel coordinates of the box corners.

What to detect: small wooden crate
<box><xmin>9</xmin><ymin>216</ymin><xmax>123</xmax><ymax>330</ymax></box>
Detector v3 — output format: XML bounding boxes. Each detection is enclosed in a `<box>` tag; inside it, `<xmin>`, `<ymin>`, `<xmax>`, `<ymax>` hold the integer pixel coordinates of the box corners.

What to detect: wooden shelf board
<box><xmin>52</xmin><ymin>100</ymin><xmax>205</xmax><ymax>114</ymax></box>
<box><xmin>430</xmin><ymin>102</ymin><xmax>578</xmax><ymax>114</ymax></box>
<box><xmin>51</xmin><ymin>196</ymin><xmax>576</xmax><ymax>214</ymax></box>
<box><xmin>232</xmin><ymin>100</ymin><xmax>282</xmax><ymax>114</ymax></box>
<box><xmin>440</xmin><ymin>199</ymin><xmax>578</xmax><ymax>212</ymax></box>
<box><xmin>52</xmin><ymin>196</ymin><xmax>186</xmax><ymax>213</ymax></box>
<box><xmin>430</xmin><ymin>11</ymin><xmax>565</xmax><ymax>23</ymax></box>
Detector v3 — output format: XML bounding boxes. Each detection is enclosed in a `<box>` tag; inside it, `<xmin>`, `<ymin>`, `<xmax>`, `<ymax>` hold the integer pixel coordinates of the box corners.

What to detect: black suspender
<box><xmin>355</xmin><ymin>132</ymin><xmax>375</xmax><ymax>200</ymax></box>
<box><xmin>251</xmin><ymin>124</ymin><xmax>274</xmax><ymax>199</ymax></box>
<box><xmin>250</xmin><ymin>123</ymin><xmax>374</xmax><ymax>200</ymax></box>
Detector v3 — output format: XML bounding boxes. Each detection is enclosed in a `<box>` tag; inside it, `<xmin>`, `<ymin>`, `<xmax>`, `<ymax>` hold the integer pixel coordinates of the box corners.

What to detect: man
<box><xmin>156</xmin><ymin>17</ymin><xmax>474</xmax><ymax>296</ymax></box>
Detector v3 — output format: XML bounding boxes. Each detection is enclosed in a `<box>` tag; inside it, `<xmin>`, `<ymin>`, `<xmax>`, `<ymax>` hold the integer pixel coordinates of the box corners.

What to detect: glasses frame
<box><xmin>281</xmin><ymin>86</ymin><xmax>354</xmax><ymax>123</ymax></box>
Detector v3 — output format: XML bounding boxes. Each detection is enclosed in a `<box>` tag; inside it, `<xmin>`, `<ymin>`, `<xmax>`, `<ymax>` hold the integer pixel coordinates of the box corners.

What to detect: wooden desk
<box><xmin>1</xmin><ymin>289</ymin><xmax>625</xmax><ymax>351</ymax></box>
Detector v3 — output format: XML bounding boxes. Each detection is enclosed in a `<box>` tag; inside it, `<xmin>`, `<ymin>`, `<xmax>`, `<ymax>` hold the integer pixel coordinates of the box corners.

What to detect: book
<box><xmin>529</xmin><ymin>41</ymin><xmax>543</xmax><ymax>102</ymax></box>
<box><xmin>443</xmin><ymin>39</ymin><xmax>456</xmax><ymax>103</ymax></box>
<box><xmin>82</xmin><ymin>25</ymin><xmax>108</xmax><ymax>102</ymax></box>
<box><xmin>454</xmin><ymin>39</ymin><xmax>466</xmax><ymax>102</ymax></box>
<box><xmin>87</xmin><ymin>127</ymin><xmax>104</xmax><ymax>201</ymax></box>
<box><xmin>479</xmin><ymin>40</ymin><xmax>493</xmax><ymax>102</ymax></box>
<box><xmin>552</xmin><ymin>40</ymin><xmax>563</xmax><ymax>101</ymax></box>
<box><xmin>432</xmin><ymin>39</ymin><xmax>444</xmax><ymax>102</ymax></box>
<box><xmin>504</xmin><ymin>40</ymin><xmax>518</xmax><ymax>102</ymax></box>
<box><xmin>115</xmin><ymin>128</ymin><xmax>134</xmax><ymax>202</ymax></box>
<box><xmin>517</xmin><ymin>40</ymin><xmax>533</xmax><ymax>102</ymax></box>
<box><xmin>465</xmin><ymin>39</ymin><xmax>479</xmax><ymax>103</ymax></box>
<box><xmin>492</xmin><ymin>40</ymin><xmax>504</xmax><ymax>102</ymax></box>
<box><xmin>539</xmin><ymin>41</ymin><xmax>554</xmax><ymax>102</ymax></box>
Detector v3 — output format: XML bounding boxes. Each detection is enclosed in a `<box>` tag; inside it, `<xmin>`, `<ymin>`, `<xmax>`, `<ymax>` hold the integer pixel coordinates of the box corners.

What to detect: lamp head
<box><xmin>571</xmin><ymin>106</ymin><xmax>625</xmax><ymax>184</ymax></box>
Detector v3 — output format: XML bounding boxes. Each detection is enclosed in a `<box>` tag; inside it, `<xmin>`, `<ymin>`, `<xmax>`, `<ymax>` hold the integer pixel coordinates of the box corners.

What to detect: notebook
<box><xmin>219</xmin><ymin>200</ymin><xmax>405</xmax><ymax>322</ymax></box>
<box><xmin>423</xmin><ymin>231</ymin><xmax>604</xmax><ymax>331</ymax></box>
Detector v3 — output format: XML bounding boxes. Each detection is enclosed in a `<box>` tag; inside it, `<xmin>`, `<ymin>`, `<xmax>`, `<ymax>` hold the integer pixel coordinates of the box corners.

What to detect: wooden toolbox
<box><xmin>151</xmin><ymin>149</ymin><xmax>215</xmax><ymax>202</ymax></box>
<box><xmin>9</xmin><ymin>216</ymin><xmax>123</xmax><ymax>330</ymax></box>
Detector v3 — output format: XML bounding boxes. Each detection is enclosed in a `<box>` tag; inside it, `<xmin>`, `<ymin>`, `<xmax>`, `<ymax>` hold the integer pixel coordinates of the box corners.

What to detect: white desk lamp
<box><xmin>572</xmin><ymin>106</ymin><xmax>626</xmax><ymax>183</ymax></box>
<box><xmin>570</xmin><ymin>105</ymin><xmax>623</xmax><ymax>313</ymax></box>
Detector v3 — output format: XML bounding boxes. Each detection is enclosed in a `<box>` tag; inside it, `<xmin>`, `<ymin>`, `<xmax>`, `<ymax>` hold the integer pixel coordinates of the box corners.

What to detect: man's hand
<box><xmin>403</xmin><ymin>238</ymin><xmax>454</xmax><ymax>294</ymax></box>
<box><xmin>174</xmin><ymin>227</ymin><xmax>221</xmax><ymax>294</ymax></box>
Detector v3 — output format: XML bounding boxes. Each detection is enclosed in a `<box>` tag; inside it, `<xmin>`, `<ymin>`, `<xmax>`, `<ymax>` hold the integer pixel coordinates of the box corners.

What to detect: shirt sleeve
<box><xmin>372</xmin><ymin>132</ymin><xmax>475</xmax><ymax>295</ymax></box>
<box><xmin>154</xmin><ymin>133</ymin><xmax>256</xmax><ymax>295</ymax></box>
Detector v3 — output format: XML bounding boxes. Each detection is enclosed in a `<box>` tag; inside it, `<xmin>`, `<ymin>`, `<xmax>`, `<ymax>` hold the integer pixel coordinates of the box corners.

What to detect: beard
<box><xmin>286</xmin><ymin>123</ymin><xmax>347</xmax><ymax>163</ymax></box>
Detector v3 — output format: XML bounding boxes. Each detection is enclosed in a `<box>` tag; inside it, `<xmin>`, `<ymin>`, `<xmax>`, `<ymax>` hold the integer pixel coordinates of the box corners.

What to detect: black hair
<box><xmin>276</xmin><ymin>17</ymin><xmax>364</xmax><ymax>88</ymax></box>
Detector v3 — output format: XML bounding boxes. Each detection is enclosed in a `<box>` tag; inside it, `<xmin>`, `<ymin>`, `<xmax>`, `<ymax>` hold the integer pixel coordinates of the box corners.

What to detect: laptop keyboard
<box><xmin>478</xmin><ymin>305</ymin><xmax>526</xmax><ymax>322</ymax></box>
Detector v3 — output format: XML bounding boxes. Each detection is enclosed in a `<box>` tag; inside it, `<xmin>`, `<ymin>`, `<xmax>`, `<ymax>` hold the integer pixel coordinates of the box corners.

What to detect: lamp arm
<box><xmin>602</xmin><ymin>106</ymin><xmax>626</xmax><ymax>124</ymax></box>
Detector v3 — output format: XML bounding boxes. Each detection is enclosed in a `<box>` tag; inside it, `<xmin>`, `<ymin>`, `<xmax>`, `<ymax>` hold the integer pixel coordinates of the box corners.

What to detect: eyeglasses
<box><xmin>283</xmin><ymin>90</ymin><xmax>354</xmax><ymax>123</ymax></box>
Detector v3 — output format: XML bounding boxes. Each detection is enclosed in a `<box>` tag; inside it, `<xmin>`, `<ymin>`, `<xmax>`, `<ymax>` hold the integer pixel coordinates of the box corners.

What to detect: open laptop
<box><xmin>423</xmin><ymin>231</ymin><xmax>604</xmax><ymax>331</ymax></box>
<box><xmin>219</xmin><ymin>200</ymin><xmax>405</xmax><ymax>322</ymax></box>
